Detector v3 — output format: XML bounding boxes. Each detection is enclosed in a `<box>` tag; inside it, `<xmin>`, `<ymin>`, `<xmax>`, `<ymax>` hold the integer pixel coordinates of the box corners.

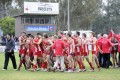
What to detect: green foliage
<box><xmin>0</xmin><ymin>0</ymin><xmax>12</xmax><ymax>17</ymax></box>
<box><xmin>2</xmin><ymin>0</ymin><xmax>120</xmax><ymax>34</ymax></box>
<box><xmin>93</xmin><ymin>0</ymin><xmax>120</xmax><ymax>34</ymax></box>
<box><xmin>56</xmin><ymin>0</ymin><xmax>102</xmax><ymax>31</ymax></box>
<box><xmin>0</xmin><ymin>17</ymin><xmax>15</xmax><ymax>35</ymax></box>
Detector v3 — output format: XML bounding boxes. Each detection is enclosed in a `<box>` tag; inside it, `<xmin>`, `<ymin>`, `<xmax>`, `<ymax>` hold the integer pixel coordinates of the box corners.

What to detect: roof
<box><xmin>13</xmin><ymin>13</ymin><xmax>24</xmax><ymax>18</ymax></box>
<box><xmin>13</xmin><ymin>13</ymin><xmax>58</xmax><ymax>18</ymax></box>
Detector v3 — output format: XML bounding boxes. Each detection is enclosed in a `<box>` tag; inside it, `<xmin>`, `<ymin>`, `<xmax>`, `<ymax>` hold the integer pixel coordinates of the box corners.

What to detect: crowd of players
<box><xmin>17</xmin><ymin>30</ymin><xmax>120</xmax><ymax>72</ymax></box>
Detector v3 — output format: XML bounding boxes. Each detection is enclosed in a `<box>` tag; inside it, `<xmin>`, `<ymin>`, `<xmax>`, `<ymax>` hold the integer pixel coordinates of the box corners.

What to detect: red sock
<box><xmin>58</xmin><ymin>63</ymin><xmax>60</xmax><ymax>66</ymax></box>
<box><xmin>42</xmin><ymin>62</ymin><xmax>45</xmax><ymax>69</ymax></box>
<box><xmin>44</xmin><ymin>62</ymin><xmax>47</xmax><ymax>69</ymax></box>
<box><xmin>18</xmin><ymin>60</ymin><xmax>23</xmax><ymax>68</ymax></box>
<box><xmin>65</xmin><ymin>63</ymin><xmax>68</xmax><ymax>69</ymax></box>
<box><xmin>41</xmin><ymin>62</ymin><xmax>44</xmax><ymax>69</ymax></box>
<box><xmin>82</xmin><ymin>66</ymin><xmax>86</xmax><ymax>69</ymax></box>
<box><xmin>78</xmin><ymin>60</ymin><xmax>82</xmax><ymax>69</ymax></box>
<box><xmin>74</xmin><ymin>66</ymin><xmax>76</xmax><ymax>69</ymax></box>
<box><xmin>89</xmin><ymin>62</ymin><xmax>94</xmax><ymax>70</ymax></box>
<box><xmin>39</xmin><ymin>62</ymin><xmax>43</xmax><ymax>68</ymax></box>
<box><xmin>42</xmin><ymin>62</ymin><xmax>47</xmax><ymax>69</ymax></box>
<box><xmin>23</xmin><ymin>59</ymin><xmax>25</xmax><ymax>63</ymax></box>
<box><xmin>33</xmin><ymin>64</ymin><xmax>37</xmax><ymax>69</ymax></box>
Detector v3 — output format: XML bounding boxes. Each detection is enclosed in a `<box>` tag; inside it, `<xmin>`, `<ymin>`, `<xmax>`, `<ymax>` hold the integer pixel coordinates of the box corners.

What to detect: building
<box><xmin>14</xmin><ymin>2</ymin><xmax>59</xmax><ymax>36</ymax></box>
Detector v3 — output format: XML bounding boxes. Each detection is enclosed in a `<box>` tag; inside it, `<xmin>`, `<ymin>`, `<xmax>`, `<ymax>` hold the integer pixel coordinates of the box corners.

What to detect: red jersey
<box><xmin>53</xmin><ymin>39</ymin><xmax>65</xmax><ymax>56</ymax></box>
<box><xmin>67</xmin><ymin>38</ymin><xmax>75</xmax><ymax>54</ymax></box>
<box><xmin>74</xmin><ymin>37</ymin><xmax>80</xmax><ymax>53</ymax></box>
<box><xmin>100</xmin><ymin>38</ymin><xmax>113</xmax><ymax>53</ymax></box>
<box><xmin>40</xmin><ymin>41</ymin><xmax>44</xmax><ymax>52</ymax></box>
<box><xmin>82</xmin><ymin>38</ymin><xmax>89</xmax><ymax>53</ymax></box>
<box><xmin>33</xmin><ymin>37</ymin><xmax>41</xmax><ymax>52</ymax></box>
<box><xmin>26</xmin><ymin>39</ymin><xmax>33</xmax><ymax>54</ymax></box>
<box><xmin>43</xmin><ymin>39</ymin><xmax>51</xmax><ymax>48</ymax></box>
<box><xmin>19</xmin><ymin>36</ymin><xmax>26</xmax><ymax>55</ymax></box>
<box><xmin>43</xmin><ymin>39</ymin><xmax>53</xmax><ymax>55</ymax></box>
<box><xmin>63</xmin><ymin>39</ymin><xmax>69</xmax><ymax>55</ymax></box>
<box><xmin>83</xmin><ymin>44</ymin><xmax>88</xmax><ymax>53</ymax></box>
<box><xmin>19</xmin><ymin>36</ymin><xmax>26</xmax><ymax>49</ymax></box>
<box><xmin>91</xmin><ymin>37</ymin><xmax>98</xmax><ymax>52</ymax></box>
<box><xmin>80</xmin><ymin>45</ymin><xmax>83</xmax><ymax>53</ymax></box>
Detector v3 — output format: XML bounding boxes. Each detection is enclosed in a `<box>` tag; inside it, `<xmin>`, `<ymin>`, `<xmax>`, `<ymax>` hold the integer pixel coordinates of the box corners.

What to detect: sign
<box><xmin>24</xmin><ymin>2</ymin><xmax>59</xmax><ymax>15</ymax></box>
<box><xmin>26</xmin><ymin>25</ymin><xmax>54</xmax><ymax>32</ymax></box>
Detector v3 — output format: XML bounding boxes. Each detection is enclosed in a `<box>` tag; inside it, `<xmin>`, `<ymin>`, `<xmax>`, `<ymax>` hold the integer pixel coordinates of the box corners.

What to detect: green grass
<box><xmin>0</xmin><ymin>53</ymin><xmax>120</xmax><ymax>80</ymax></box>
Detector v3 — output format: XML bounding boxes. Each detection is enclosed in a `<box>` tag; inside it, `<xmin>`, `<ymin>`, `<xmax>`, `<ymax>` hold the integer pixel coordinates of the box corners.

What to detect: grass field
<box><xmin>0</xmin><ymin>53</ymin><xmax>120</xmax><ymax>80</ymax></box>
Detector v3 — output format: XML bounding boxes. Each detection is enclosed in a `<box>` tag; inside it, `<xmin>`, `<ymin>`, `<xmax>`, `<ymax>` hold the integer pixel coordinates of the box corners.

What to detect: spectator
<box><xmin>2</xmin><ymin>33</ymin><xmax>17</xmax><ymax>70</ymax></box>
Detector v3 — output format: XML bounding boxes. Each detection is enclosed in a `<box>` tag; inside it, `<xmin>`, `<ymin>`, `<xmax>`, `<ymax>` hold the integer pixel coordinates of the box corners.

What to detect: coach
<box><xmin>2</xmin><ymin>34</ymin><xmax>17</xmax><ymax>70</ymax></box>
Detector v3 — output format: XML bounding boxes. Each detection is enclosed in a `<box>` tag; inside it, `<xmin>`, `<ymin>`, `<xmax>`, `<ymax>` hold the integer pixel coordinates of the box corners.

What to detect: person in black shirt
<box><xmin>2</xmin><ymin>34</ymin><xmax>17</xmax><ymax>70</ymax></box>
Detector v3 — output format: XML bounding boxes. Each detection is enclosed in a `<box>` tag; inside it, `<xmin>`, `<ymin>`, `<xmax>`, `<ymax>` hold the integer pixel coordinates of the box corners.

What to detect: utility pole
<box><xmin>67</xmin><ymin>0</ymin><xmax>70</xmax><ymax>32</ymax></box>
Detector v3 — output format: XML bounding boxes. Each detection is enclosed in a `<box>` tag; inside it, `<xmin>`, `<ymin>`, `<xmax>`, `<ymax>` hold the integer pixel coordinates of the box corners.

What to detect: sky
<box><xmin>103</xmin><ymin>0</ymin><xmax>107</xmax><ymax>5</ymax></box>
<box><xmin>11</xmin><ymin>0</ymin><xmax>19</xmax><ymax>8</ymax></box>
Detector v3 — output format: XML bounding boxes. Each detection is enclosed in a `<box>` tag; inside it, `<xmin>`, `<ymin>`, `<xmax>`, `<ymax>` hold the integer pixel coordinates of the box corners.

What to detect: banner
<box><xmin>24</xmin><ymin>2</ymin><xmax>59</xmax><ymax>15</ymax></box>
<box><xmin>26</xmin><ymin>25</ymin><xmax>54</xmax><ymax>32</ymax></box>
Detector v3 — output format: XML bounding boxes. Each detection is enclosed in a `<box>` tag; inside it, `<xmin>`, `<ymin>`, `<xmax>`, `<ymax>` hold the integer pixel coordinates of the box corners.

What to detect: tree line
<box><xmin>0</xmin><ymin>0</ymin><xmax>120</xmax><ymax>35</ymax></box>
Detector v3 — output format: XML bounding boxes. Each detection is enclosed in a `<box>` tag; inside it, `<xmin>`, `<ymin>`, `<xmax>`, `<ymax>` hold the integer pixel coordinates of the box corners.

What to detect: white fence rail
<box><xmin>0</xmin><ymin>46</ymin><xmax>19</xmax><ymax>53</ymax></box>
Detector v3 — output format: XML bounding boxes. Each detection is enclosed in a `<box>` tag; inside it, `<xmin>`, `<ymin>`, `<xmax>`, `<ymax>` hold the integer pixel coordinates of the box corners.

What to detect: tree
<box><xmin>93</xmin><ymin>0</ymin><xmax>120</xmax><ymax>34</ymax></box>
<box><xmin>0</xmin><ymin>0</ymin><xmax>12</xmax><ymax>17</ymax></box>
<box><xmin>56</xmin><ymin>0</ymin><xmax>102</xmax><ymax>31</ymax></box>
<box><xmin>0</xmin><ymin>17</ymin><xmax>15</xmax><ymax>35</ymax></box>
